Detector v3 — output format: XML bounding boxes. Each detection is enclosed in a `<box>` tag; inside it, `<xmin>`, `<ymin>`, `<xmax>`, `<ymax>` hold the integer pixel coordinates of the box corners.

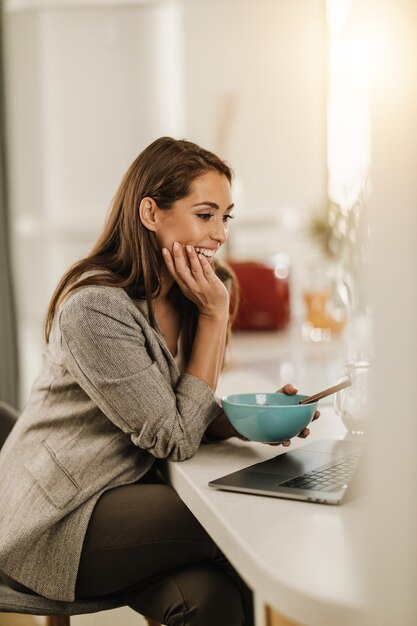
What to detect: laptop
<box><xmin>209</xmin><ymin>438</ymin><xmax>366</xmax><ymax>505</ymax></box>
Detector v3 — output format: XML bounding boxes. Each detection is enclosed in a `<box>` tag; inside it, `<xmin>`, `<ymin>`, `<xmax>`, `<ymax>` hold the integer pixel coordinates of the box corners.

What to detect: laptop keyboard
<box><xmin>279</xmin><ymin>454</ymin><xmax>360</xmax><ymax>492</ymax></box>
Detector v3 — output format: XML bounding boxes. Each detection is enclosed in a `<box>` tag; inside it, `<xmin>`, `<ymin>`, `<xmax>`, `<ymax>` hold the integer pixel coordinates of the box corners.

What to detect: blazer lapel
<box><xmin>131</xmin><ymin>297</ymin><xmax>181</xmax><ymax>383</ymax></box>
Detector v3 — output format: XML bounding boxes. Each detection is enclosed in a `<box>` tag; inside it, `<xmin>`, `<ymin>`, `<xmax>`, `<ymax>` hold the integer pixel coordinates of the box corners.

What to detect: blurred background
<box><xmin>0</xmin><ymin>0</ymin><xmax>416</xmax><ymax>625</ymax></box>
<box><xmin>2</xmin><ymin>0</ymin><xmax>374</xmax><ymax>405</ymax></box>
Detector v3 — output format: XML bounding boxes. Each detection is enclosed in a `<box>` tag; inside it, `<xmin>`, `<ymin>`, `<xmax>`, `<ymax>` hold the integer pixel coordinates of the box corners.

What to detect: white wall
<box><xmin>365</xmin><ymin>0</ymin><xmax>417</xmax><ymax>623</ymax></box>
<box><xmin>183</xmin><ymin>0</ymin><xmax>327</xmax><ymax>224</ymax></box>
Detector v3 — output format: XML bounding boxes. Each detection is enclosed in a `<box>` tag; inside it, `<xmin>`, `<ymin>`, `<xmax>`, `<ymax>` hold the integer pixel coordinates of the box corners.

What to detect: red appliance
<box><xmin>229</xmin><ymin>260</ymin><xmax>290</xmax><ymax>331</ymax></box>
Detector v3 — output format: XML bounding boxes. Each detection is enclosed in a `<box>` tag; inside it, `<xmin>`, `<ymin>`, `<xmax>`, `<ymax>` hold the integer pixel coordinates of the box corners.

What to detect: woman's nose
<box><xmin>210</xmin><ymin>218</ymin><xmax>228</xmax><ymax>244</ymax></box>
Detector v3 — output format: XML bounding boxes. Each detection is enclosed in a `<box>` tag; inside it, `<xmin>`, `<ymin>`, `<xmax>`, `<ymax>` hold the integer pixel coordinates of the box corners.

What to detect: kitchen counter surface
<box><xmin>167</xmin><ymin>329</ymin><xmax>368</xmax><ymax>626</ymax></box>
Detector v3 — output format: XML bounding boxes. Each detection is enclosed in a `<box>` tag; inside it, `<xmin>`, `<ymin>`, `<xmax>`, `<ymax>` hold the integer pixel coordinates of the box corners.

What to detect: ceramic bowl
<box><xmin>221</xmin><ymin>392</ymin><xmax>317</xmax><ymax>442</ymax></box>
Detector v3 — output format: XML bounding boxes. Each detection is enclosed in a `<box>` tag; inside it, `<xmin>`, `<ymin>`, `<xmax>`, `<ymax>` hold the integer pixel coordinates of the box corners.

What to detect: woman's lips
<box><xmin>194</xmin><ymin>246</ymin><xmax>216</xmax><ymax>261</ymax></box>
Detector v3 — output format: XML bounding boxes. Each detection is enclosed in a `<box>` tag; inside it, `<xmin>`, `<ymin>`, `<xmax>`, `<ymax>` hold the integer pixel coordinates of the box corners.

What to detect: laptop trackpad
<box><xmin>247</xmin><ymin>449</ymin><xmax>333</xmax><ymax>480</ymax></box>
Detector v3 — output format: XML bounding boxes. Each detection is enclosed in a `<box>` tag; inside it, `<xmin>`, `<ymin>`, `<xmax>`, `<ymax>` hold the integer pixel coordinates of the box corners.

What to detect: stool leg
<box><xmin>45</xmin><ymin>616</ymin><xmax>70</xmax><ymax>626</ymax></box>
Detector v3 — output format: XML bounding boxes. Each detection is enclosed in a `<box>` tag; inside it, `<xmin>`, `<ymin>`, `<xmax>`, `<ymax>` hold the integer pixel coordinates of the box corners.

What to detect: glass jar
<box><xmin>301</xmin><ymin>259</ymin><xmax>347</xmax><ymax>343</ymax></box>
<box><xmin>333</xmin><ymin>359</ymin><xmax>370</xmax><ymax>435</ymax></box>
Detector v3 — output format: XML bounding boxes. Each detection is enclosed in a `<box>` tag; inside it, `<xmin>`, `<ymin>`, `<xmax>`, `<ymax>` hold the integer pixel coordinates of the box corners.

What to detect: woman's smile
<box><xmin>193</xmin><ymin>246</ymin><xmax>217</xmax><ymax>262</ymax></box>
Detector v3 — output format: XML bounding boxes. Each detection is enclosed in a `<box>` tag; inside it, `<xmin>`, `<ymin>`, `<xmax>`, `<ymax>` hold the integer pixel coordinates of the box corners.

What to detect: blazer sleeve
<box><xmin>58</xmin><ymin>287</ymin><xmax>223</xmax><ymax>462</ymax></box>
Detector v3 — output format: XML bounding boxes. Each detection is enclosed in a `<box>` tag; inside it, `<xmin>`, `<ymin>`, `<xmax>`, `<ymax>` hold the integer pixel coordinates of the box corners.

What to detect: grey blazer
<box><xmin>0</xmin><ymin>285</ymin><xmax>223</xmax><ymax>601</ymax></box>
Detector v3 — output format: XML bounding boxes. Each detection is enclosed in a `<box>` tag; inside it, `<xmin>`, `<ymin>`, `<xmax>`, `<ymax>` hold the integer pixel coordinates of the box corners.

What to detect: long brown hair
<box><xmin>44</xmin><ymin>136</ymin><xmax>239</xmax><ymax>361</ymax></box>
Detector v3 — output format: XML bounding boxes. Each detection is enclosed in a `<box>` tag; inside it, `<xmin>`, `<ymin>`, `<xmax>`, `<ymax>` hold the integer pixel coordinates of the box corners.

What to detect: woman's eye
<box><xmin>197</xmin><ymin>213</ymin><xmax>235</xmax><ymax>222</ymax></box>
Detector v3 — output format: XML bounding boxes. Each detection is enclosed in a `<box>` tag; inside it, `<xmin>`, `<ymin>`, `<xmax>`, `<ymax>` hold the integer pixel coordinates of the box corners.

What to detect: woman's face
<box><xmin>150</xmin><ymin>170</ymin><xmax>234</xmax><ymax>264</ymax></box>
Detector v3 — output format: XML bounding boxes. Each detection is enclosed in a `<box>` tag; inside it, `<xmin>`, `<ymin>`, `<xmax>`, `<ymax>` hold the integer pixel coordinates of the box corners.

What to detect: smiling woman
<box><xmin>44</xmin><ymin>137</ymin><xmax>240</xmax><ymax>364</ymax></box>
<box><xmin>0</xmin><ymin>137</ymin><xmax>257</xmax><ymax>626</ymax></box>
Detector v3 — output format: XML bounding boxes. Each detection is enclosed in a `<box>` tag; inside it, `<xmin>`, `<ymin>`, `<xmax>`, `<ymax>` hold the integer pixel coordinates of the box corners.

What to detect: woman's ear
<box><xmin>139</xmin><ymin>197</ymin><xmax>158</xmax><ymax>232</ymax></box>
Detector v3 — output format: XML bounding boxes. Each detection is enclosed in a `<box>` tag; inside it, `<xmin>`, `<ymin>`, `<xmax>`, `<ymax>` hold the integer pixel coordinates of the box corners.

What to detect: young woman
<box><xmin>0</xmin><ymin>137</ymin><xmax>315</xmax><ymax>626</ymax></box>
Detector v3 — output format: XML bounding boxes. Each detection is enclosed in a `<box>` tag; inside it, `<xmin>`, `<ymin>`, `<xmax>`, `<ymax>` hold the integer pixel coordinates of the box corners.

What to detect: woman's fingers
<box><xmin>162</xmin><ymin>247</ymin><xmax>177</xmax><ymax>277</ymax></box>
<box><xmin>298</xmin><ymin>427</ymin><xmax>310</xmax><ymax>439</ymax></box>
<box><xmin>276</xmin><ymin>384</ymin><xmax>298</xmax><ymax>395</ymax></box>
<box><xmin>170</xmin><ymin>243</ymin><xmax>211</xmax><ymax>286</ymax></box>
<box><xmin>163</xmin><ymin>243</ymin><xmax>216</xmax><ymax>293</ymax></box>
<box><xmin>163</xmin><ymin>243</ymin><xmax>197</xmax><ymax>290</ymax></box>
<box><xmin>172</xmin><ymin>242</ymin><xmax>195</xmax><ymax>281</ymax></box>
<box><xmin>266</xmin><ymin>440</ymin><xmax>291</xmax><ymax>447</ymax></box>
<box><xmin>162</xmin><ymin>243</ymin><xmax>229</xmax><ymax>314</ymax></box>
<box><xmin>195</xmin><ymin>249</ymin><xmax>215</xmax><ymax>280</ymax></box>
<box><xmin>162</xmin><ymin>247</ymin><xmax>185</xmax><ymax>288</ymax></box>
<box><xmin>313</xmin><ymin>410</ymin><xmax>320</xmax><ymax>421</ymax></box>
<box><xmin>186</xmin><ymin>245</ymin><xmax>210</xmax><ymax>280</ymax></box>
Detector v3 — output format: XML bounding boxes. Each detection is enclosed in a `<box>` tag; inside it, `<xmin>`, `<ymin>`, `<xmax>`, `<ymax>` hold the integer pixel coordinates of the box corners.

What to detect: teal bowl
<box><xmin>221</xmin><ymin>393</ymin><xmax>318</xmax><ymax>442</ymax></box>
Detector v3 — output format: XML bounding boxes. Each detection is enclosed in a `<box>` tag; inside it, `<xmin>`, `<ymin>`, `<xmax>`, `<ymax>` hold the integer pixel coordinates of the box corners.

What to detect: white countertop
<box><xmin>167</xmin><ymin>329</ymin><xmax>368</xmax><ymax>626</ymax></box>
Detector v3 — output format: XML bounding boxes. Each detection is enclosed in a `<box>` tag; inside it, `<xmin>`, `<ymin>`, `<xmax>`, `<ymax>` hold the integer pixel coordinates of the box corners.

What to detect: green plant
<box><xmin>308</xmin><ymin>200</ymin><xmax>342</xmax><ymax>258</ymax></box>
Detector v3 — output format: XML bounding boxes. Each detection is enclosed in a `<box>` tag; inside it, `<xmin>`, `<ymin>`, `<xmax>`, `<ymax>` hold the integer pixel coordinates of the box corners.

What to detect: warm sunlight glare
<box><xmin>327</xmin><ymin>0</ymin><xmax>371</xmax><ymax>206</ymax></box>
